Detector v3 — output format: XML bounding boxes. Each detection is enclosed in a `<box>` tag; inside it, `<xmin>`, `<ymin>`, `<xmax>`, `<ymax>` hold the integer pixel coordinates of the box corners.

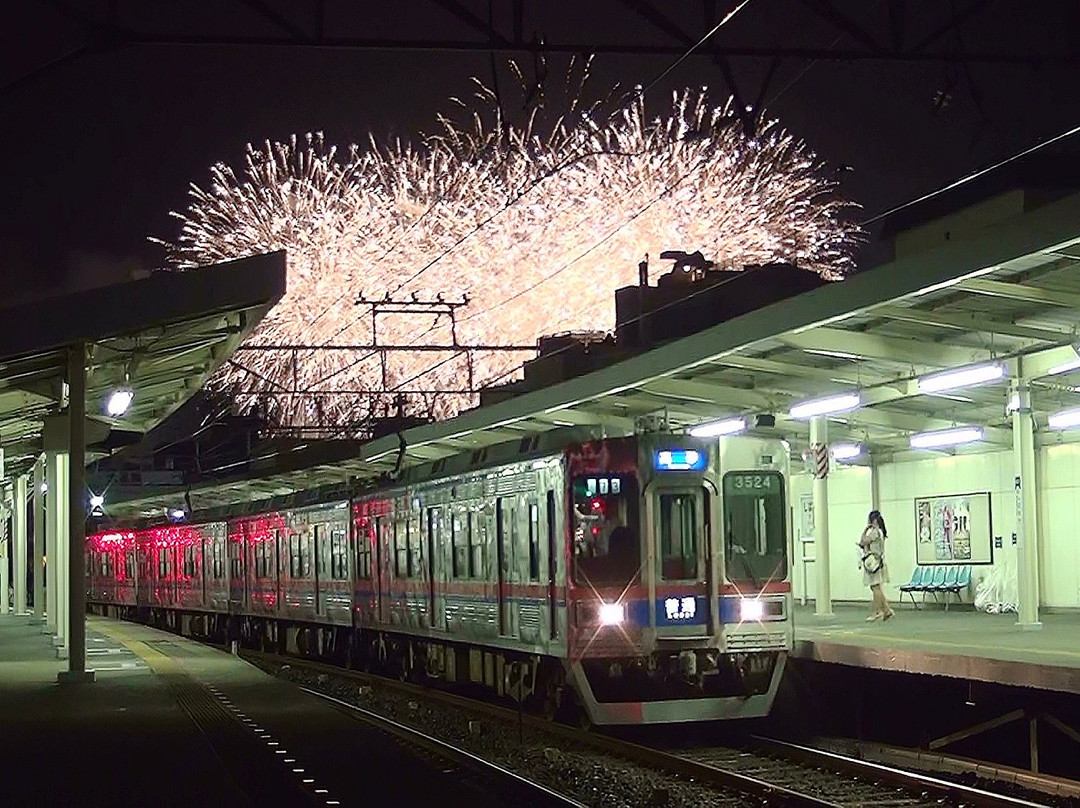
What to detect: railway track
<box><xmin>302</xmin><ymin>686</ymin><xmax>587</xmax><ymax>807</ymax></box>
<box><xmin>680</xmin><ymin>740</ymin><xmax>1051</xmax><ymax>808</ymax></box>
<box><xmin>237</xmin><ymin>648</ymin><xmax>1054</xmax><ymax>808</ymax></box>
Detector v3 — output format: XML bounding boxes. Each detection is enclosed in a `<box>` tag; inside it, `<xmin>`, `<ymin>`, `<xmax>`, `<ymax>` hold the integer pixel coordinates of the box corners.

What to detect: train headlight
<box><xmin>599</xmin><ymin>602</ymin><xmax>625</xmax><ymax>626</ymax></box>
<box><xmin>740</xmin><ymin>598</ymin><xmax>765</xmax><ymax>622</ymax></box>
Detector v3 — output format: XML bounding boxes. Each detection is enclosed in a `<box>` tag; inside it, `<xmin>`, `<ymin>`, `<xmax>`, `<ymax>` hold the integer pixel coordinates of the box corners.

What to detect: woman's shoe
<box><xmin>866</xmin><ymin>613</ymin><xmax>882</xmax><ymax>621</ymax></box>
<box><xmin>883</xmin><ymin>610</ymin><xmax>895</xmax><ymax>621</ymax></box>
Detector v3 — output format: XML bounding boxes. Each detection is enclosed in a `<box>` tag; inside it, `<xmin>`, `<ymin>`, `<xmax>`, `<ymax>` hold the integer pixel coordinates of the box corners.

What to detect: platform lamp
<box><xmin>104</xmin><ymin>355</ymin><xmax>140</xmax><ymax>418</ymax></box>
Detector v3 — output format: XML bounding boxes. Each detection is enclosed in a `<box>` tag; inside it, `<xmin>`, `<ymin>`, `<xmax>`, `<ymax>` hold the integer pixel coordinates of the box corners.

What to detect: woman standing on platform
<box><xmin>859</xmin><ymin>510</ymin><xmax>894</xmax><ymax>621</ymax></box>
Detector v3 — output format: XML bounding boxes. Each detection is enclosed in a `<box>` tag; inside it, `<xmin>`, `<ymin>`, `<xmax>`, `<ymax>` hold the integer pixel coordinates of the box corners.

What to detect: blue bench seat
<box><xmin>898</xmin><ymin>565</ymin><xmax>972</xmax><ymax>609</ymax></box>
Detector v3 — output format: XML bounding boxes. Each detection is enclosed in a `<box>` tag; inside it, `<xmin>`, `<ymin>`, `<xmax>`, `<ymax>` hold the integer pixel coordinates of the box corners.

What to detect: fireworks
<box><xmin>159</xmin><ymin>60</ymin><xmax>862</xmax><ymax>431</ymax></box>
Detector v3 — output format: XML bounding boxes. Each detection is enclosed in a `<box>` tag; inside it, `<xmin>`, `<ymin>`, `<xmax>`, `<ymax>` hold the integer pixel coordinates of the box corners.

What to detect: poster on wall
<box><xmin>799</xmin><ymin>494</ymin><xmax>814</xmax><ymax>538</ymax></box>
<box><xmin>913</xmin><ymin>492</ymin><xmax>993</xmax><ymax>565</ymax></box>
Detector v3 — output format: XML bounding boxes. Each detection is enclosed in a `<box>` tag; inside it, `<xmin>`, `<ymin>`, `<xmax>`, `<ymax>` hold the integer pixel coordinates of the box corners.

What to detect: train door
<box><xmin>228</xmin><ymin>524</ymin><xmax>245</xmax><ymax>613</ymax></box>
<box><xmin>546</xmin><ymin>490</ymin><xmax>559</xmax><ymax>641</ymax></box>
<box><xmin>495</xmin><ymin>497</ymin><xmax>519</xmax><ymax>638</ymax></box>
<box><xmin>653</xmin><ymin>487</ymin><xmax>711</xmax><ymax>635</ymax></box>
<box><xmin>373</xmin><ymin>515</ymin><xmax>385</xmax><ymax>623</ymax></box>
<box><xmin>274</xmin><ymin>529</ymin><xmax>283</xmax><ymax>611</ymax></box>
<box><xmin>427</xmin><ymin>508</ymin><xmax>445</xmax><ymax>630</ymax></box>
<box><xmin>314</xmin><ymin>524</ymin><xmax>327</xmax><ymax>617</ymax></box>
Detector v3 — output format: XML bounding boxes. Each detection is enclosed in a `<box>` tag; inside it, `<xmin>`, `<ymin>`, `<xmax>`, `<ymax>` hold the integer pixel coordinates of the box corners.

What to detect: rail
<box><xmin>301</xmin><ymin>686</ymin><xmax>588</xmax><ymax>808</ymax></box>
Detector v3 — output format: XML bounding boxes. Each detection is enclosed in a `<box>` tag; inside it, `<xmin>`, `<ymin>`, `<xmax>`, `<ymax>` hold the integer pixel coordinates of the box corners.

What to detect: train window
<box><xmin>330</xmin><ymin>529</ymin><xmax>348</xmax><ymax>580</ymax></box>
<box><xmin>289</xmin><ymin>533</ymin><xmax>301</xmax><ymax>578</ymax></box>
<box><xmin>451</xmin><ymin>514</ymin><xmax>465</xmax><ymax>578</ymax></box>
<box><xmin>124</xmin><ymin>550</ymin><xmax>136</xmax><ymax>581</ymax></box>
<box><xmin>723</xmin><ymin>471</ymin><xmax>787</xmax><ymax>585</ymax></box>
<box><xmin>659</xmin><ymin>493</ymin><xmax>699</xmax><ymax>580</ymax></box>
<box><xmin>230</xmin><ymin>537</ymin><xmax>242</xmax><ymax>579</ymax></box>
<box><xmin>528</xmin><ymin>502</ymin><xmax>540</xmax><ymax>581</ymax></box>
<box><xmin>408</xmin><ymin>515</ymin><xmax>424</xmax><ymax>578</ymax></box>
<box><xmin>394</xmin><ymin>520</ymin><xmax>407</xmax><ymax>578</ymax></box>
<box><xmin>211</xmin><ymin>540</ymin><xmax>224</xmax><ymax>579</ymax></box>
<box><xmin>158</xmin><ymin>549</ymin><xmax>170</xmax><ymax>578</ymax></box>
<box><xmin>572</xmin><ymin>475</ymin><xmax>640</xmax><ymax>584</ymax></box>
<box><xmin>183</xmin><ymin>544</ymin><xmax>197</xmax><ymax>578</ymax></box>
<box><xmin>357</xmin><ymin>518</ymin><xmax>374</xmax><ymax>580</ymax></box>
<box><xmin>468</xmin><ymin>511</ymin><xmax>485</xmax><ymax>578</ymax></box>
<box><xmin>301</xmin><ymin>533</ymin><xmax>313</xmax><ymax>578</ymax></box>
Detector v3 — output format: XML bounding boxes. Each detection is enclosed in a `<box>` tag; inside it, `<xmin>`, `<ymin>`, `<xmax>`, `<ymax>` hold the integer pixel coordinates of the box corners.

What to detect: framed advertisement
<box><xmin>914</xmin><ymin>491</ymin><xmax>993</xmax><ymax>565</ymax></box>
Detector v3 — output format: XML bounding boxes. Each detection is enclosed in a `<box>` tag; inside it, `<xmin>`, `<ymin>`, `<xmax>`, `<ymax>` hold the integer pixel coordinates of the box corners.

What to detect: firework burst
<box><xmin>159</xmin><ymin>59</ymin><xmax>862</xmax><ymax>431</ymax></box>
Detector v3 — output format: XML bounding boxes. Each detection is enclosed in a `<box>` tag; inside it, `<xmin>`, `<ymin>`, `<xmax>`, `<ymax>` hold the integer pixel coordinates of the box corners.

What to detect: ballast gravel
<box><xmin>260</xmin><ymin>663</ymin><xmax>760</xmax><ymax>808</ymax></box>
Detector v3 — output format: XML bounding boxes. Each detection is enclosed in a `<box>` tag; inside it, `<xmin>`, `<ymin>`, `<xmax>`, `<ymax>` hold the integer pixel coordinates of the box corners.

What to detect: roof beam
<box><xmin>780</xmin><ymin>326</ymin><xmax>990</xmax><ymax>368</ymax></box>
<box><xmin>956</xmin><ymin>277</ymin><xmax>1080</xmax><ymax>309</ymax></box>
<box><xmin>703</xmin><ymin>355</ymin><xmax>895</xmax><ymax>387</ymax></box>
<box><xmin>828</xmin><ymin>407</ymin><xmax>1011</xmax><ymax>446</ymax></box>
<box><xmin>873</xmin><ymin>304</ymin><xmax>1074</xmax><ymax>344</ymax></box>
<box><xmin>533</xmin><ymin>407</ymin><xmax>635</xmax><ymax>432</ymax></box>
<box><xmin>641</xmin><ymin>377</ymin><xmax>779</xmax><ymax>409</ymax></box>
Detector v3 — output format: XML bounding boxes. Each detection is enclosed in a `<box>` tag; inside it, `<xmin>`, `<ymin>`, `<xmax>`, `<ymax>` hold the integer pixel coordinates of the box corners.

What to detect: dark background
<box><xmin>2</xmin><ymin>0</ymin><xmax>1080</xmax><ymax>303</ymax></box>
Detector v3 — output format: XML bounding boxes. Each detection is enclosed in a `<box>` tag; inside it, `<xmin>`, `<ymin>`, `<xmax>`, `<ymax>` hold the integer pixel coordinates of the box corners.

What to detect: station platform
<box><xmin>792</xmin><ymin>605</ymin><xmax>1080</xmax><ymax>695</ymax></box>
<box><xmin>0</xmin><ymin>614</ymin><xmax>494</xmax><ymax>807</ymax></box>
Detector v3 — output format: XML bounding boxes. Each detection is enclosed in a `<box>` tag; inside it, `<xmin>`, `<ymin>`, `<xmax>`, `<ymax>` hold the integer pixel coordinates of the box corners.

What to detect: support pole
<box><xmin>1011</xmin><ymin>379</ymin><xmax>1041</xmax><ymax>629</ymax></box>
<box><xmin>45</xmin><ymin>451</ymin><xmax>59</xmax><ymax>634</ymax></box>
<box><xmin>811</xmin><ymin>416</ymin><xmax>832</xmax><ymax>616</ymax></box>
<box><xmin>60</xmin><ymin>343</ymin><xmax>93</xmax><ymax>683</ymax></box>
<box><xmin>33</xmin><ymin>456</ymin><xmax>45</xmax><ymax>619</ymax></box>
<box><xmin>13</xmin><ymin>474</ymin><xmax>28</xmax><ymax>614</ymax></box>
<box><xmin>0</xmin><ymin>472</ymin><xmax>8</xmax><ymax>617</ymax></box>
<box><xmin>55</xmin><ymin>453</ymin><xmax>69</xmax><ymax>657</ymax></box>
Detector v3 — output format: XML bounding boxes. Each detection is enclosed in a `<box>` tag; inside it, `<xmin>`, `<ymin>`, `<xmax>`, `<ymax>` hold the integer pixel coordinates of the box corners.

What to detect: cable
<box><xmin>862</xmin><ymin>120</ymin><xmax>1080</xmax><ymax>227</ymax></box>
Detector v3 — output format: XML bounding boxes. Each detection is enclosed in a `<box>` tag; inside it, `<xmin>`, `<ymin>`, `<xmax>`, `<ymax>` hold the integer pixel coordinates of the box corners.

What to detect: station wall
<box><xmin>789</xmin><ymin>444</ymin><xmax>1080</xmax><ymax>610</ymax></box>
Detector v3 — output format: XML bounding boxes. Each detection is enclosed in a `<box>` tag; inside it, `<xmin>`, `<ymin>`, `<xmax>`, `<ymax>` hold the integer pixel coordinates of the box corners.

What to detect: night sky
<box><xmin>3</xmin><ymin>0</ymin><xmax>1080</xmax><ymax>304</ymax></box>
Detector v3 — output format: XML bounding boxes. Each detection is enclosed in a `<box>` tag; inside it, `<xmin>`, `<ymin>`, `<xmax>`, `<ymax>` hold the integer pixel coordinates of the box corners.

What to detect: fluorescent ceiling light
<box><xmin>830</xmin><ymin>443</ymin><xmax>862</xmax><ymax>460</ymax></box>
<box><xmin>689</xmin><ymin>417</ymin><xmax>746</xmax><ymax>438</ymax></box>
<box><xmin>805</xmin><ymin>349</ymin><xmax>862</xmax><ymax>360</ymax></box>
<box><xmin>1048</xmin><ymin>358</ymin><xmax>1080</xmax><ymax>376</ymax></box>
<box><xmin>909</xmin><ymin>427</ymin><xmax>983</xmax><ymax>449</ymax></box>
<box><xmin>789</xmin><ymin>392</ymin><xmax>861</xmax><ymax>420</ymax></box>
<box><xmin>925</xmin><ymin>392</ymin><xmax>974</xmax><ymax>403</ymax></box>
<box><xmin>917</xmin><ymin>362</ymin><xmax>1004</xmax><ymax>394</ymax></box>
<box><xmin>1048</xmin><ymin>408</ymin><xmax>1080</xmax><ymax>430</ymax></box>
<box><xmin>105</xmin><ymin>388</ymin><xmax>134</xmax><ymax>417</ymax></box>
<box><xmin>89</xmin><ymin>493</ymin><xmax>105</xmax><ymax>508</ymax></box>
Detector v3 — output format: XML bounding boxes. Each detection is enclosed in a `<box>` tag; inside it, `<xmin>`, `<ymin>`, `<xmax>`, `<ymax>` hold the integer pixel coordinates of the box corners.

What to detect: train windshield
<box><xmin>723</xmin><ymin>471</ymin><xmax>787</xmax><ymax>585</ymax></box>
<box><xmin>572</xmin><ymin>475</ymin><xmax>640</xmax><ymax>585</ymax></box>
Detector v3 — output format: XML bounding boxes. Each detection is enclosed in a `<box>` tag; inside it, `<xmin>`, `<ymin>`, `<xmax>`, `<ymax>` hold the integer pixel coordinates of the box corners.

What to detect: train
<box><xmin>87</xmin><ymin>429</ymin><xmax>793</xmax><ymax>725</ymax></box>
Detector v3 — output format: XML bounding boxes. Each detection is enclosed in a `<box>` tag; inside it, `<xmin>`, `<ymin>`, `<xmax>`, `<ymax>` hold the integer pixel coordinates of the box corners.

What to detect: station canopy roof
<box><xmin>0</xmin><ymin>252</ymin><xmax>286</xmax><ymax>485</ymax></box>
<box><xmin>108</xmin><ymin>189</ymin><xmax>1080</xmax><ymax>520</ymax></box>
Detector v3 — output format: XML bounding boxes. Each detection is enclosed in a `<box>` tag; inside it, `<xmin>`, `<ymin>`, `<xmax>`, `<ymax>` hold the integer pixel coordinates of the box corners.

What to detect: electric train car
<box><xmin>88</xmin><ymin>430</ymin><xmax>792</xmax><ymax>725</ymax></box>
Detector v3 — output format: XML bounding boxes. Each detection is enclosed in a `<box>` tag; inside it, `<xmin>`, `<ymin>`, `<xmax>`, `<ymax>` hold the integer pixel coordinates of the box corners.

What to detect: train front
<box><xmin>565</xmin><ymin>433</ymin><xmax>791</xmax><ymax>725</ymax></box>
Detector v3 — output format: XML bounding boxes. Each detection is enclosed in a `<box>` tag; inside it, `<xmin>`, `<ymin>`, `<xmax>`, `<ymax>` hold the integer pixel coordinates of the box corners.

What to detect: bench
<box><xmin>898</xmin><ymin>565</ymin><xmax>972</xmax><ymax>610</ymax></box>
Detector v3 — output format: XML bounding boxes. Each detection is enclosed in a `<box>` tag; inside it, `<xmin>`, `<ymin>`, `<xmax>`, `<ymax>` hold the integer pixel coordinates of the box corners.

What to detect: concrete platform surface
<box><xmin>0</xmin><ymin>614</ymin><xmax>496</xmax><ymax>807</ymax></box>
<box><xmin>792</xmin><ymin>605</ymin><xmax>1080</xmax><ymax>694</ymax></box>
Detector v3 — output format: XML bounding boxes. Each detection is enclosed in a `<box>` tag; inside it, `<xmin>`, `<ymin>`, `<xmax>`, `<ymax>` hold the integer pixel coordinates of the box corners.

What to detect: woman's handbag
<box><xmin>861</xmin><ymin>551</ymin><xmax>883</xmax><ymax>575</ymax></box>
